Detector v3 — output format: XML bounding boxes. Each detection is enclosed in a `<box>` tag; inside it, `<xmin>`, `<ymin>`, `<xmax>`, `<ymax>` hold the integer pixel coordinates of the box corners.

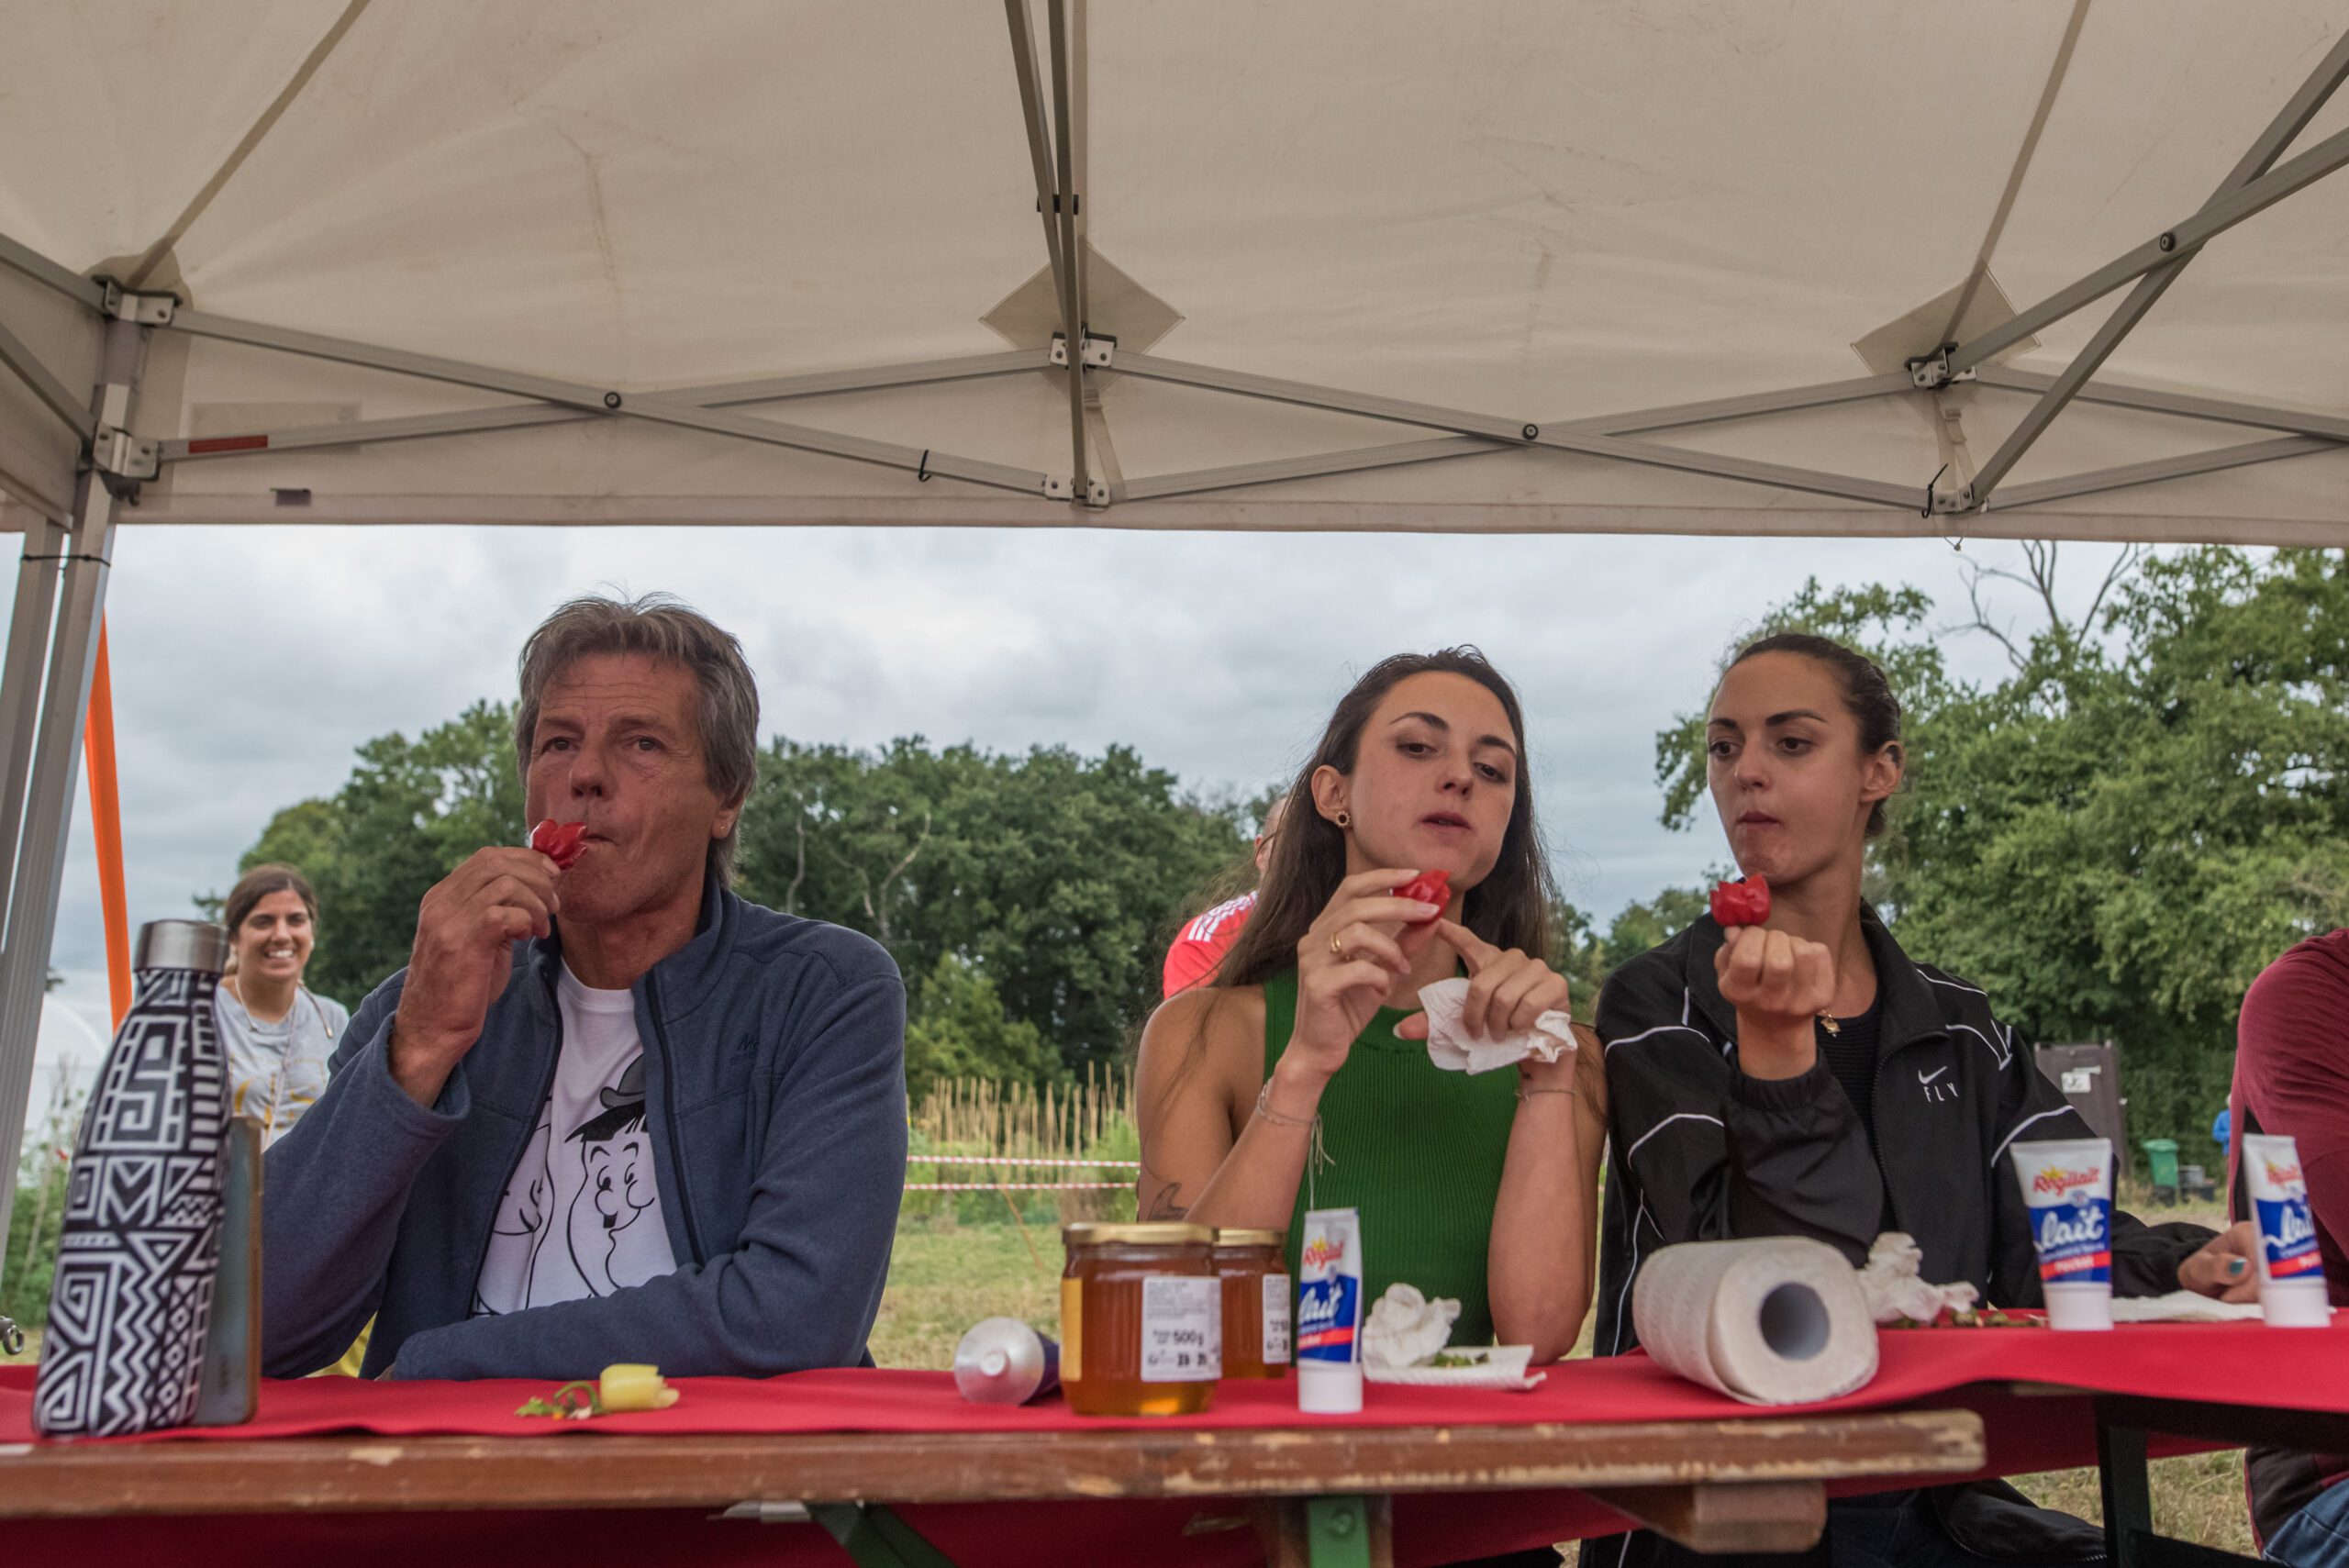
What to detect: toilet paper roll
<box><xmin>1631</xmin><ymin>1238</ymin><xmax>1879</xmax><ymax>1406</ymax></box>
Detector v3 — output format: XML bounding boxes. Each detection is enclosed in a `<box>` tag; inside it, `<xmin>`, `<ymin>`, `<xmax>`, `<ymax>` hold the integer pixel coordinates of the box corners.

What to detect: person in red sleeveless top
<box><xmin>2231</xmin><ymin>929</ymin><xmax>2349</xmax><ymax>1563</ymax></box>
<box><xmin>1163</xmin><ymin>795</ymin><xmax>1289</xmax><ymax>997</ymax></box>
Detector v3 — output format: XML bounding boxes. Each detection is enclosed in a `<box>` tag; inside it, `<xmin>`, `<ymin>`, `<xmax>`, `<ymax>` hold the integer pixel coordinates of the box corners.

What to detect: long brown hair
<box><xmin>1215</xmin><ymin>649</ymin><xmax>1554</xmax><ymax>988</ymax></box>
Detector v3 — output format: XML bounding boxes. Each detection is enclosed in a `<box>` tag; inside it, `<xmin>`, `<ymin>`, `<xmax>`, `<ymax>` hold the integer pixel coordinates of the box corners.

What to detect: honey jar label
<box><xmin>1262</xmin><ymin>1273</ymin><xmax>1293</xmax><ymax>1364</ymax></box>
<box><xmin>1141</xmin><ymin>1275</ymin><xmax>1220</xmax><ymax>1382</ymax></box>
<box><xmin>1060</xmin><ymin>1277</ymin><xmax>1083</xmax><ymax>1381</ymax></box>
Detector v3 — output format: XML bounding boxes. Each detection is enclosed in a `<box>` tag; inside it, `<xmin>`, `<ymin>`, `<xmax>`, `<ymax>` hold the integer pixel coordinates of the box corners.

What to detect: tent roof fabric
<box><xmin>0</xmin><ymin>0</ymin><xmax>2343</xmax><ymax>541</ymax></box>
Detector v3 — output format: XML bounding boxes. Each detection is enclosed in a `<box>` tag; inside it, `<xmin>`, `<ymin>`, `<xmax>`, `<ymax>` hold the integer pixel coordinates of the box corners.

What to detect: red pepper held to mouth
<box><xmin>530</xmin><ymin>818</ymin><xmax>588</xmax><ymax>871</ymax></box>
<box><xmin>1709</xmin><ymin>875</ymin><xmax>1770</xmax><ymax>929</ymax></box>
<box><xmin>1395</xmin><ymin>869</ymin><xmax>1451</xmax><ymax>922</ymax></box>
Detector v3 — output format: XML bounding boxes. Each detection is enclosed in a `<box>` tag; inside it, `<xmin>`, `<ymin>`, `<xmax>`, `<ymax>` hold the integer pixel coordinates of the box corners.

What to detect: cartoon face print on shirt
<box><xmin>473</xmin><ymin>1118</ymin><xmax>554</xmax><ymax>1316</ymax></box>
<box><xmin>563</xmin><ymin>1057</ymin><xmax>671</xmax><ymax>1296</ymax></box>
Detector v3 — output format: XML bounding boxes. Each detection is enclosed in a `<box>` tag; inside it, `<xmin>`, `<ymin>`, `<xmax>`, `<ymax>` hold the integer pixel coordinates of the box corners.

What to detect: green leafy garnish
<box><xmin>516</xmin><ymin>1380</ymin><xmax>605</xmax><ymax>1419</ymax></box>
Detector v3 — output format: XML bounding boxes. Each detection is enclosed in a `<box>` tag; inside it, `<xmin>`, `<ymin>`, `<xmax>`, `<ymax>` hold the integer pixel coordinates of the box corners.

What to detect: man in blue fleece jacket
<box><xmin>262</xmin><ymin>594</ymin><xmax>907</xmax><ymax>1381</ymax></box>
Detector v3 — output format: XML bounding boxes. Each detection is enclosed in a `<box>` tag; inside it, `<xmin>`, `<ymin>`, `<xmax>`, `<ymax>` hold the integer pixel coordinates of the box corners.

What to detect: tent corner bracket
<box><xmin>1043</xmin><ymin>473</ymin><xmax>1075</xmax><ymax>501</ymax></box>
<box><xmin>1906</xmin><ymin>344</ymin><xmax>1974</xmax><ymax>392</ymax></box>
<box><xmin>96</xmin><ymin>281</ymin><xmax>176</xmax><ymax>327</ymax></box>
<box><xmin>1051</xmin><ymin>331</ymin><xmax>1115</xmax><ymax>370</ymax></box>
<box><xmin>89</xmin><ymin>426</ymin><xmax>159</xmax><ymax>487</ymax></box>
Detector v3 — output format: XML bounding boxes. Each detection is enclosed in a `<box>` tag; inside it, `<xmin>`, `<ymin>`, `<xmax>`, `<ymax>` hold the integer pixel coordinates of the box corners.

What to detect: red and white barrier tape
<box><xmin>904</xmin><ymin>1181</ymin><xmax>1131</xmax><ymax>1192</ymax></box>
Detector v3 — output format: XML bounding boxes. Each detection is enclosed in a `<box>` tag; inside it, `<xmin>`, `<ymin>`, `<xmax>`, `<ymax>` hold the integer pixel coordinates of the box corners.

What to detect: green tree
<box><xmin>1650</xmin><ymin>548</ymin><xmax>2349</xmax><ymax>1154</ymax></box>
<box><xmin>736</xmin><ymin>736</ymin><xmax>1249</xmax><ymax>1072</ymax></box>
<box><xmin>228</xmin><ymin>701</ymin><xmax>525</xmax><ymax>1005</ymax></box>
<box><xmin>901</xmin><ymin>953</ymin><xmax>1059</xmax><ymax>1103</ymax></box>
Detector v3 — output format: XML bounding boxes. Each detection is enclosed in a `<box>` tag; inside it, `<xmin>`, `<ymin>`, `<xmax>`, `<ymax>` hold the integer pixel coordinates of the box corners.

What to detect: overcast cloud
<box><xmin>17</xmin><ymin>525</ymin><xmax>2122</xmax><ymax>1132</ymax></box>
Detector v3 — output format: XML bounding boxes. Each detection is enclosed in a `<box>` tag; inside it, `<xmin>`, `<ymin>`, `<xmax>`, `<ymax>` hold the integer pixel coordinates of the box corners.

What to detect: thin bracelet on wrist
<box><xmin>1255</xmin><ymin>1077</ymin><xmax>1319</xmax><ymax>1128</ymax></box>
<box><xmin>1516</xmin><ymin>1084</ymin><xmax>1578</xmax><ymax>1104</ymax></box>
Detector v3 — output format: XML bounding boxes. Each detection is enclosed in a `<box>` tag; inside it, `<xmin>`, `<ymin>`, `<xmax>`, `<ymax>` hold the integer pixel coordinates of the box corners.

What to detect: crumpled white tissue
<box><xmin>1856</xmin><ymin>1232</ymin><xmax>1980</xmax><ymax>1324</ymax></box>
<box><xmin>1417</xmin><ymin>977</ymin><xmax>1578</xmax><ymax>1074</ymax></box>
<box><xmin>1361</xmin><ymin>1283</ymin><xmax>1462</xmax><ymax>1370</ymax></box>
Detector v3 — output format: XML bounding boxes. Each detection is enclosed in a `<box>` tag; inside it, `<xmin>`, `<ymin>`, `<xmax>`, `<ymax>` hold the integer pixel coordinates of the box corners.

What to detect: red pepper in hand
<box><xmin>1395</xmin><ymin>869</ymin><xmax>1451</xmax><ymax>923</ymax></box>
<box><xmin>530</xmin><ymin>818</ymin><xmax>587</xmax><ymax>871</ymax></box>
<box><xmin>1709</xmin><ymin>875</ymin><xmax>1770</xmax><ymax>929</ymax></box>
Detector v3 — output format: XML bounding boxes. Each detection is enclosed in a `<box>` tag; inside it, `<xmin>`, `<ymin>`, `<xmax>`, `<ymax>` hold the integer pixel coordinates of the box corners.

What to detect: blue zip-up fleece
<box><xmin>261</xmin><ymin>878</ymin><xmax>907</xmax><ymax>1381</ymax></box>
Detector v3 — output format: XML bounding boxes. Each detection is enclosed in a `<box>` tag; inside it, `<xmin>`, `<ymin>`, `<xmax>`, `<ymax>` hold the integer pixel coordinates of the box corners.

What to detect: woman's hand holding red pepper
<box><xmin>1714</xmin><ymin>925</ymin><xmax>1835</xmax><ymax>1081</ymax></box>
<box><xmin>1284</xmin><ymin>870</ymin><xmax>1446</xmax><ymax>1091</ymax></box>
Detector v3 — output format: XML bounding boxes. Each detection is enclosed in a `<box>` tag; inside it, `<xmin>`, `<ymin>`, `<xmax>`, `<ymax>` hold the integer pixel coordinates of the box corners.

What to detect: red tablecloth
<box><xmin>7</xmin><ymin>1320</ymin><xmax>2339</xmax><ymax>1567</ymax></box>
<box><xmin>6</xmin><ymin>1318</ymin><xmax>2346</xmax><ymax>1443</ymax></box>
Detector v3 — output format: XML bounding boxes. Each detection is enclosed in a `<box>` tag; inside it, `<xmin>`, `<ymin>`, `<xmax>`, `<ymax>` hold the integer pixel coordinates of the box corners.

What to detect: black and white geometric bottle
<box><xmin>35</xmin><ymin>920</ymin><xmax>231</xmax><ymax>1438</ymax></box>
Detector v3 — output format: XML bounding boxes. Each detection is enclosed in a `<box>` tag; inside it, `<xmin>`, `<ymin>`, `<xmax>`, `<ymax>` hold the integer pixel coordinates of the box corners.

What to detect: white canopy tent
<box><xmin>0</xmin><ymin>1</ymin><xmax>2344</xmax><ymax>1288</ymax></box>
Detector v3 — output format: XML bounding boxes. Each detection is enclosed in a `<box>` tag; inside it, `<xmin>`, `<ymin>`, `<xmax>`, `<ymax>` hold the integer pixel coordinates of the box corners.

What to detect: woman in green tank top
<box><xmin>1137</xmin><ymin>650</ymin><xmax>1607</xmax><ymax>1362</ymax></box>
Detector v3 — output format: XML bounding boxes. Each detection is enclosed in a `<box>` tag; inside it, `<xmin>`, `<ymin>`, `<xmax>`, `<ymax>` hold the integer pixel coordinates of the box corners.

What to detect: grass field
<box><xmin>3</xmin><ymin>1199</ymin><xmax>2259</xmax><ymax>1554</ymax></box>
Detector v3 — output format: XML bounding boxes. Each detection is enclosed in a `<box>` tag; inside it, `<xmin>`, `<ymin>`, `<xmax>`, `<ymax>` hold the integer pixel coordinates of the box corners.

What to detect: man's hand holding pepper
<box><xmin>388</xmin><ymin>847</ymin><xmax>562</xmax><ymax>1107</ymax></box>
<box><xmin>1715</xmin><ymin>925</ymin><xmax>1836</xmax><ymax>1082</ymax></box>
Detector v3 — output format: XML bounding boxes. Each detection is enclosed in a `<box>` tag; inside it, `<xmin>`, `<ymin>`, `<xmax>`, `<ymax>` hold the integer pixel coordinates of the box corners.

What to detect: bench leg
<box><xmin>1258</xmin><ymin>1495</ymin><xmax>1395</xmax><ymax>1568</ymax></box>
<box><xmin>809</xmin><ymin>1502</ymin><xmax>963</xmax><ymax>1568</ymax></box>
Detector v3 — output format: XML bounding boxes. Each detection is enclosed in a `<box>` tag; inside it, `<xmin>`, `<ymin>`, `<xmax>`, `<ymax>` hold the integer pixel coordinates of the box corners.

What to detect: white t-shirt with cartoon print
<box><xmin>472</xmin><ymin>965</ymin><xmax>677</xmax><ymax>1317</ymax></box>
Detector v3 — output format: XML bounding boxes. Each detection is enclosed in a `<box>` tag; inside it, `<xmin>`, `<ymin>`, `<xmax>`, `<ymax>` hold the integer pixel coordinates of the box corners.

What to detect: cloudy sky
<box><xmin>16</xmin><ymin>523</ymin><xmax>2121</xmax><ymax>1135</ymax></box>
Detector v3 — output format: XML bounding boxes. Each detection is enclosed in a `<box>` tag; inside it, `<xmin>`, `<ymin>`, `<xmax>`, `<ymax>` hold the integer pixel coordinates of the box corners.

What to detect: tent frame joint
<box><xmin>96</xmin><ymin>281</ymin><xmax>177</xmax><ymax>327</ymax></box>
<box><xmin>1905</xmin><ymin>345</ymin><xmax>1973</xmax><ymax>392</ymax></box>
<box><xmin>88</xmin><ymin>426</ymin><xmax>159</xmax><ymax>487</ymax></box>
<box><xmin>1050</xmin><ymin>330</ymin><xmax>1114</xmax><ymax>370</ymax></box>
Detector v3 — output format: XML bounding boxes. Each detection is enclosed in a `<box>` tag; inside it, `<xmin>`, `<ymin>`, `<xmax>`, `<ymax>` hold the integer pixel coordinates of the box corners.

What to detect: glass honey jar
<box><xmin>1212</xmin><ymin>1228</ymin><xmax>1290</xmax><ymax>1378</ymax></box>
<box><xmin>1059</xmin><ymin>1222</ymin><xmax>1219</xmax><ymax>1416</ymax></box>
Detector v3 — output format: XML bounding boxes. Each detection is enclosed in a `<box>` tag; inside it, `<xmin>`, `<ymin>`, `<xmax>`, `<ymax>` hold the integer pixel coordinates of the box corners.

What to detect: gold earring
<box><xmin>1333</xmin><ymin>809</ymin><xmax>1351</xmax><ymax>828</ymax></box>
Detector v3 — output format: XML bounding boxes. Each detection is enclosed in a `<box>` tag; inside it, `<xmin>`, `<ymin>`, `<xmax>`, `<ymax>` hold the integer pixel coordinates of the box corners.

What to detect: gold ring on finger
<box><xmin>1329</xmin><ymin>930</ymin><xmax>1348</xmax><ymax>961</ymax></box>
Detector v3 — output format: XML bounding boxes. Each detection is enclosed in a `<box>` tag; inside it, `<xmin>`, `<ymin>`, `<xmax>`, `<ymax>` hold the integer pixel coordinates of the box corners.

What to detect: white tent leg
<box><xmin>0</xmin><ymin>316</ymin><xmax>145</xmax><ymax>1296</ymax></box>
<box><xmin>0</xmin><ymin>519</ymin><xmax>66</xmax><ymax>952</ymax></box>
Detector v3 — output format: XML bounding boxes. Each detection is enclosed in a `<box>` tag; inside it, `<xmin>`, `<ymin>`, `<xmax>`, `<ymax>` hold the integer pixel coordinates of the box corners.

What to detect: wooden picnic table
<box><xmin>0</xmin><ymin>1405</ymin><xmax>1985</xmax><ymax>1566</ymax></box>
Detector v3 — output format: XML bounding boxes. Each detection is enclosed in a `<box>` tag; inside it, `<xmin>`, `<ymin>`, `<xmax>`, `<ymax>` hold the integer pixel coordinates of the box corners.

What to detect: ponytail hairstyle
<box><xmin>1724</xmin><ymin>632</ymin><xmax>1905</xmax><ymax>837</ymax></box>
<box><xmin>1215</xmin><ymin>648</ymin><xmax>1554</xmax><ymax>987</ymax></box>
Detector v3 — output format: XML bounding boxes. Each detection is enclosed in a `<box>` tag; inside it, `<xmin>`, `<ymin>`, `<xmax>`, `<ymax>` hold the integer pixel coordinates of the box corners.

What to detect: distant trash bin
<box><xmin>2143</xmin><ymin>1138</ymin><xmax>2181</xmax><ymax>1203</ymax></box>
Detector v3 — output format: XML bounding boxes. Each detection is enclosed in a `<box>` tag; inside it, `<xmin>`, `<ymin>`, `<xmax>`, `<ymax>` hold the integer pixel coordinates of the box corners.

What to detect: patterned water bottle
<box><xmin>35</xmin><ymin>919</ymin><xmax>231</xmax><ymax>1437</ymax></box>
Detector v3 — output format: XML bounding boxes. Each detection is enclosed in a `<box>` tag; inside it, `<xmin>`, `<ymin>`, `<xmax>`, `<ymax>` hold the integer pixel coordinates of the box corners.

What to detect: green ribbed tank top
<box><xmin>1262</xmin><ymin>969</ymin><xmax>1517</xmax><ymax>1346</ymax></box>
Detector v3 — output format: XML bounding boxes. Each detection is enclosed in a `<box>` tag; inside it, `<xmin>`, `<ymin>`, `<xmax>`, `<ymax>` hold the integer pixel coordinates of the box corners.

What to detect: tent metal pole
<box><xmin>1118</xmin><ymin>353</ymin><xmax>1917</xmax><ymax>506</ymax></box>
<box><xmin>0</xmin><ymin>231</ymin><xmax>106</xmax><ymax>314</ymax></box>
<box><xmin>1047</xmin><ymin>0</ymin><xmax>1089</xmax><ymax>502</ymax></box>
<box><xmin>1002</xmin><ymin>0</ymin><xmax>1067</xmax><ymax>297</ymax></box>
<box><xmin>1119</xmin><ymin>351</ymin><xmax>1528</xmax><ymax>439</ymax></box>
<box><xmin>1119</xmin><ymin>437</ymin><xmax>1504</xmax><ymax>502</ymax></box>
<box><xmin>164</xmin><ymin>310</ymin><xmax>1051</xmax><ymax>493</ymax></box>
<box><xmin>1961</xmin><ymin>28</ymin><xmax>2349</xmax><ymax>506</ymax></box>
<box><xmin>1987</xmin><ymin>436</ymin><xmax>2338</xmax><ymax>510</ymax></box>
<box><xmin>157</xmin><ymin>350</ymin><xmax>1050</xmax><ymax>463</ymax></box>
<box><xmin>1973</xmin><ymin>367</ymin><xmax>2349</xmax><ymax>445</ymax></box>
<box><xmin>0</xmin><ymin>315</ymin><xmax>95</xmax><ymax>439</ymax></box>
<box><xmin>172</xmin><ymin>307</ymin><xmax>617</xmax><ymax>411</ymax></box>
<box><xmin>0</xmin><ymin>316</ymin><xmax>144</xmax><ymax>1286</ymax></box>
<box><xmin>0</xmin><ymin>518</ymin><xmax>65</xmax><ymax>958</ymax></box>
<box><xmin>1946</xmin><ymin>117</ymin><xmax>2349</xmax><ymax>376</ymax></box>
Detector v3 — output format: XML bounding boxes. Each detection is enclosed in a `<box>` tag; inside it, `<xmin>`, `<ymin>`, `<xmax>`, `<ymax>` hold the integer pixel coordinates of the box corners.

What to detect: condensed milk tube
<box><xmin>2012</xmin><ymin>1139</ymin><xmax>2115</xmax><ymax>1330</ymax></box>
<box><xmin>2243</xmin><ymin>1134</ymin><xmax>2332</xmax><ymax>1328</ymax></box>
<box><xmin>1295</xmin><ymin>1207</ymin><xmax>1364</xmax><ymax>1413</ymax></box>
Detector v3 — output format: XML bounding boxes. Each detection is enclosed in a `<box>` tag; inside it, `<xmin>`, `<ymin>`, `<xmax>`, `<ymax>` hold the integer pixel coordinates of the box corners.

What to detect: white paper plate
<box><xmin>1364</xmin><ymin>1344</ymin><xmax>1546</xmax><ymax>1390</ymax></box>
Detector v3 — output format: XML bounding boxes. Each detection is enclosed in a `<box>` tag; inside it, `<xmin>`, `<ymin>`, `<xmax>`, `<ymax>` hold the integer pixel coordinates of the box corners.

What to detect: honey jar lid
<box><xmin>1211</xmin><ymin>1228</ymin><xmax>1286</xmax><ymax>1248</ymax></box>
<box><xmin>1063</xmin><ymin>1222</ymin><xmax>1214</xmax><ymax>1247</ymax></box>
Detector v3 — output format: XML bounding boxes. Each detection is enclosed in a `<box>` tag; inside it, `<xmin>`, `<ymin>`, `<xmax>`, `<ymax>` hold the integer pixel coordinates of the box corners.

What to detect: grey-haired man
<box><xmin>262</xmin><ymin>595</ymin><xmax>907</xmax><ymax>1381</ymax></box>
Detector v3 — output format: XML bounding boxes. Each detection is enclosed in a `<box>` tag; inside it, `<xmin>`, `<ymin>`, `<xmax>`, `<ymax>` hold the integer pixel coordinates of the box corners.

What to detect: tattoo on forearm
<box><xmin>1142</xmin><ymin>1181</ymin><xmax>1189</xmax><ymax>1221</ymax></box>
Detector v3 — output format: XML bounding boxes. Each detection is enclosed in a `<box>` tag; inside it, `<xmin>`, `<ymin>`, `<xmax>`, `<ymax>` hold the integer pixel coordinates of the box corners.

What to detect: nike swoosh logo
<box><xmin>1918</xmin><ymin>1066</ymin><xmax>1950</xmax><ymax>1084</ymax></box>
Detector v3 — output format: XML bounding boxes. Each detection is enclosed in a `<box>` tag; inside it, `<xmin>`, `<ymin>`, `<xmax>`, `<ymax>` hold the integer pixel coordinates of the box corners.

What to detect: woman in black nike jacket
<box><xmin>1588</xmin><ymin>632</ymin><xmax>2261</xmax><ymax>1568</ymax></box>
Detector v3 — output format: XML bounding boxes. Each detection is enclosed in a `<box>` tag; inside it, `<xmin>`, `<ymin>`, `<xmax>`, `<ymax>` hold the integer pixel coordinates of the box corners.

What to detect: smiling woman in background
<box><xmin>215</xmin><ymin>863</ymin><xmax>350</xmax><ymax>1149</ymax></box>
